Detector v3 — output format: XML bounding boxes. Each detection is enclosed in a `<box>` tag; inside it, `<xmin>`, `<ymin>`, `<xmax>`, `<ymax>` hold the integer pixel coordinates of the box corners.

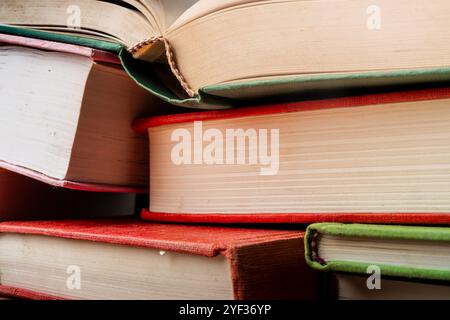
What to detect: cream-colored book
<box><xmin>0</xmin><ymin>43</ymin><xmax>174</xmax><ymax>189</ymax></box>
<box><xmin>334</xmin><ymin>274</ymin><xmax>450</xmax><ymax>300</ymax></box>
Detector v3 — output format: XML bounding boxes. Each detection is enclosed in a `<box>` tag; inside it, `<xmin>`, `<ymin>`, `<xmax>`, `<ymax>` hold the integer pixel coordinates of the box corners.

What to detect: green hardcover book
<box><xmin>4</xmin><ymin>0</ymin><xmax>450</xmax><ymax>108</ymax></box>
<box><xmin>305</xmin><ymin>223</ymin><xmax>450</xmax><ymax>282</ymax></box>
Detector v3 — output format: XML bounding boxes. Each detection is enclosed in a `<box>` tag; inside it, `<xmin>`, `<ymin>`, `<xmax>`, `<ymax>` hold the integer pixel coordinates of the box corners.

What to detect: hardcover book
<box><xmin>134</xmin><ymin>87</ymin><xmax>450</xmax><ymax>224</ymax></box>
<box><xmin>2</xmin><ymin>1</ymin><xmax>450</xmax><ymax>107</ymax></box>
<box><xmin>0</xmin><ymin>169</ymin><xmax>137</xmax><ymax>220</ymax></box>
<box><xmin>0</xmin><ymin>219</ymin><xmax>318</xmax><ymax>300</ymax></box>
<box><xmin>333</xmin><ymin>273</ymin><xmax>450</xmax><ymax>300</ymax></box>
<box><xmin>0</xmin><ymin>34</ymin><xmax>179</xmax><ymax>192</ymax></box>
<box><xmin>305</xmin><ymin>223</ymin><xmax>450</xmax><ymax>282</ymax></box>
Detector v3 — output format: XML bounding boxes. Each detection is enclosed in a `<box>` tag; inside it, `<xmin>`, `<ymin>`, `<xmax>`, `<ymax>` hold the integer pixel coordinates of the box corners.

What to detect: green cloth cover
<box><xmin>305</xmin><ymin>223</ymin><xmax>450</xmax><ymax>282</ymax></box>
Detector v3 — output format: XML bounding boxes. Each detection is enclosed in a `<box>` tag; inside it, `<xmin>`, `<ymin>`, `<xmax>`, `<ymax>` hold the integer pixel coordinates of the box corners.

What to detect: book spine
<box><xmin>228</xmin><ymin>238</ymin><xmax>319</xmax><ymax>300</ymax></box>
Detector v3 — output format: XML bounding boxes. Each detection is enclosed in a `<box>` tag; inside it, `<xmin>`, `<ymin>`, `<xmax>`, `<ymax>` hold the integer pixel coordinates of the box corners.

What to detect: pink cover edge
<box><xmin>0</xmin><ymin>160</ymin><xmax>146</xmax><ymax>193</ymax></box>
<box><xmin>0</xmin><ymin>33</ymin><xmax>120</xmax><ymax>64</ymax></box>
<box><xmin>0</xmin><ymin>285</ymin><xmax>65</xmax><ymax>300</ymax></box>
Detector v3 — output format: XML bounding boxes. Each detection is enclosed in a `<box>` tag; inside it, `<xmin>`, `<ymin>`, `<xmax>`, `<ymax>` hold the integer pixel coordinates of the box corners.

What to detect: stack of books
<box><xmin>0</xmin><ymin>0</ymin><xmax>449</xmax><ymax>300</ymax></box>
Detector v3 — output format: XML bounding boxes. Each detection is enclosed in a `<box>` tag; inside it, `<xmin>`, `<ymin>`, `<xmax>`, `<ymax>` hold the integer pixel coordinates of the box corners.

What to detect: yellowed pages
<box><xmin>165</xmin><ymin>0</ymin><xmax>450</xmax><ymax>95</ymax></box>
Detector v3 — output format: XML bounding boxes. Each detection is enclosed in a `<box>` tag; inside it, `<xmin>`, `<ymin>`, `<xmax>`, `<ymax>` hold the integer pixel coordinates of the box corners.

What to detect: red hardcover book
<box><xmin>0</xmin><ymin>219</ymin><xmax>318</xmax><ymax>300</ymax></box>
<box><xmin>0</xmin><ymin>169</ymin><xmax>137</xmax><ymax>221</ymax></box>
<box><xmin>134</xmin><ymin>87</ymin><xmax>450</xmax><ymax>225</ymax></box>
<box><xmin>0</xmin><ymin>33</ymin><xmax>176</xmax><ymax>193</ymax></box>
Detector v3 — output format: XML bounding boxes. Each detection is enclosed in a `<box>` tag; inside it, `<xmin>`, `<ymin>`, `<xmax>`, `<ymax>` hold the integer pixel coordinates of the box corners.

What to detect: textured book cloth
<box><xmin>305</xmin><ymin>223</ymin><xmax>450</xmax><ymax>282</ymax></box>
<box><xmin>134</xmin><ymin>86</ymin><xmax>450</xmax><ymax>224</ymax></box>
<box><xmin>0</xmin><ymin>219</ymin><xmax>318</xmax><ymax>300</ymax></box>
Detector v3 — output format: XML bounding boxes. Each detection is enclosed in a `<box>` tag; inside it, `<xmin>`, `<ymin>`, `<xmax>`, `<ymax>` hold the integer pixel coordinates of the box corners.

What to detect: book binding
<box><xmin>304</xmin><ymin>223</ymin><xmax>450</xmax><ymax>281</ymax></box>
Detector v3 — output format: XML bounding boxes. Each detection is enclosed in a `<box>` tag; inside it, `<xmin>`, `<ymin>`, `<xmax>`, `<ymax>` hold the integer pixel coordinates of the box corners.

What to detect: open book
<box><xmin>3</xmin><ymin>0</ymin><xmax>450</xmax><ymax>107</ymax></box>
